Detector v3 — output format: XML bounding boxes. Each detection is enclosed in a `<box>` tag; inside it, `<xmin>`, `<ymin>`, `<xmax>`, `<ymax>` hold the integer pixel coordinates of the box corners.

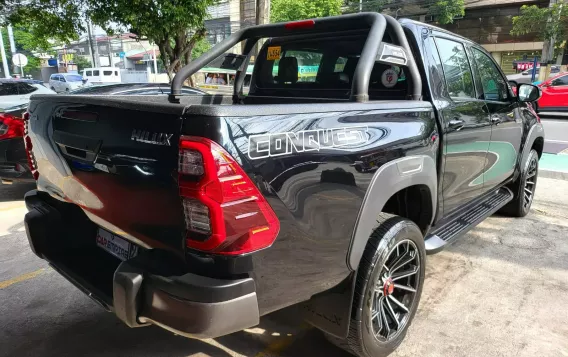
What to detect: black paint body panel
<box><xmin>25</xmin><ymin>19</ymin><xmax>540</xmax><ymax>326</ymax></box>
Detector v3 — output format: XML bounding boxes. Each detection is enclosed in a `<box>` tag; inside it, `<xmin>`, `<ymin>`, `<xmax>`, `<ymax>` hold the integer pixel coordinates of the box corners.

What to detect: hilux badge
<box><xmin>131</xmin><ymin>129</ymin><xmax>173</xmax><ymax>146</ymax></box>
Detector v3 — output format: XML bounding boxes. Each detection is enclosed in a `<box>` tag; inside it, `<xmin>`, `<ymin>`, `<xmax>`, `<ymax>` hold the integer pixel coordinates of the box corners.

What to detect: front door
<box><xmin>470</xmin><ymin>46</ymin><xmax>522</xmax><ymax>190</ymax></box>
<box><xmin>433</xmin><ymin>36</ymin><xmax>492</xmax><ymax>215</ymax></box>
<box><xmin>539</xmin><ymin>73</ymin><xmax>568</xmax><ymax>111</ymax></box>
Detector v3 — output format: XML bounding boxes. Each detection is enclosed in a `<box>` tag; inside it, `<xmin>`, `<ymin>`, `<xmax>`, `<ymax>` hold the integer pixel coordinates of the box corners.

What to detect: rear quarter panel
<box><xmin>183</xmin><ymin>101</ymin><xmax>438</xmax><ymax>314</ymax></box>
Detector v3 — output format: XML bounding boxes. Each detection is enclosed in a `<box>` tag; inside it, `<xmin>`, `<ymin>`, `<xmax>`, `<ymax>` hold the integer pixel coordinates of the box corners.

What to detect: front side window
<box><xmin>86</xmin><ymin>71</ymin><xmax>92</xmax><ymax>76</ymax></box>
<box><xmin>66</xmin><ymin>75</ymin><xmax>83</xmax><ymax>82</ymax></box>
<box><xmin>16</xmin><ymin>83</ymin><xmax>38</xmax><ymax>95</ymax></box>
<box><xmin>472</xmin><ymin>48</ymin><xmax>508</xmax><ymax>102</ymax></box>
<box><xmin>435</xmin><ymin>38</ymin><xmax>476</xmax><ymax>99</ymax></box>
<box><xmin>552</xmin><ymin>75</ymin><xmax>568</xmax><ymax>86</ymax></box>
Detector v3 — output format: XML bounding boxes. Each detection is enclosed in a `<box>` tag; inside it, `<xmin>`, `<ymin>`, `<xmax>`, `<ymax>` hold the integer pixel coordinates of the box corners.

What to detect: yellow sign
<box><xmin>267</xmin><ymin>46</ymin><xmax>281</xmax><ymax>61</ymax></box>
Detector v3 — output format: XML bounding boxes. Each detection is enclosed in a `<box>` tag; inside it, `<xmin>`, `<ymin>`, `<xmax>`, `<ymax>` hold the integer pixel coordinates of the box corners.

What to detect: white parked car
<box><xmin>0</xmin><ymin>79</ymin><xmax>55</xmax><ymax>109</ymax></box>
<box><xmin>49</xmin><ymin>73</ymin><xmax>89</xmax><ymax>93</ymax></box>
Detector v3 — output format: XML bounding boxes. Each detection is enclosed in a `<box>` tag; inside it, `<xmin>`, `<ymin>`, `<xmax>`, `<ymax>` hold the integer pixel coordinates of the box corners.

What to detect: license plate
<box><xmin>96</xmin><ymin>228</ymin><xmax>138</xmax><ymax>261</ymax></box>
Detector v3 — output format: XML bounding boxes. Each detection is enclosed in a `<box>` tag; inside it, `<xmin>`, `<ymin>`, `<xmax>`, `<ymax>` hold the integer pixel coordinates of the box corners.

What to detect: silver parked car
<box><xmin>48</xmin><ymin>73</ymin><xmax>89</xmax><ymax>93</ymax></box>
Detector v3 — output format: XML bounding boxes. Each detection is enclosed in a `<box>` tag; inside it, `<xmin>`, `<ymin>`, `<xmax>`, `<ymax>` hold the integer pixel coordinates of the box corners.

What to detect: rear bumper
<box><xmin>24</xmin><ymin>190</ymin><xmax>260</xmax><ymax>339</ymax></box>
<box><xmin>0</xmin><ymin>137</ymin><xmax>32</xmax><ymax>183</ymax></box>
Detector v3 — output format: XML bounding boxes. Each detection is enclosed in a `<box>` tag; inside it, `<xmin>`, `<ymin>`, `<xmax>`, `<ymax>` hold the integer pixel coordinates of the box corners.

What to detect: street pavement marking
<box><xmin>0</xmin><ymin>268</ymin><xmax>45</xmax><ymax>289</ymax></box>
<box><xmin>0</xmin><ymin>203</ymin><xmax>25</xmax><ymax>212</ymax></box>
<box><xmin>254</xmin><ymin>323</ymin><xmax>311</xmax><ymax>357</ymax></box>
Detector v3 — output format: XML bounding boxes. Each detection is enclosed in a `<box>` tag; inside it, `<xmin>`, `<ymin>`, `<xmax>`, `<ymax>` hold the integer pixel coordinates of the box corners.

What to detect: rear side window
<box><xmin>93</xmin><ymin>70</ymin><xmax>100</xmax><ymax>76</ymax></box>
<box><xmin>552</xmin><ymin>75</ymin><xmax>568</xmax><ymax>86</ymax></box>
<box><xmin>86</xmin><ymin>71</ymin><xmax>92</xmax><ymax>76</ymax></box>
<box><xmin>254</xmin><ymin>34</ymin><xmax>408</xmax><ymax>100</ymax></box>
<box><xmin>103</xmin><ymin>71</ymin><xmax>112</xmax><ymax>76</ymax></box>
<box><xmin>435</xmin><ymin>38</ymin><xmax>476</xmax><ymax>99</ymax></box>
<box><xmin>0</xmin><ymin>83</ymin><xmax>19</xmax><ymax>96</ymax></box>
<box><xmin>471</xmin><ymin>48</ymin><xmax>508</xmax><ymax>102</ymax></box>
<box><xmin>16</xmin><ymin>83</ymin><xmax>38</xmax><ymax>95</ymax></box>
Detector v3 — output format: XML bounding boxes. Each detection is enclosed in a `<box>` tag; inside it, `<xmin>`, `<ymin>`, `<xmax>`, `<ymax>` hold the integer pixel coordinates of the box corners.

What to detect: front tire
<box><xmin>501</xmin><ymin>149</ymin><xmax>539</xmax><ymax>217</ymax></box>
<box><xmin>327</xmin><ymin>214</ymin><xmax>426</xmax><ymax>357</ymax></box>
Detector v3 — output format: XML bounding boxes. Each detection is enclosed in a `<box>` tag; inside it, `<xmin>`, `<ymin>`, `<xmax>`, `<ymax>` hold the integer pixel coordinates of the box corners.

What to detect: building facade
<box><xmin>428</xmin><ymin>0</ymin><xmax>548</xmax><ymax>74</ymax></box>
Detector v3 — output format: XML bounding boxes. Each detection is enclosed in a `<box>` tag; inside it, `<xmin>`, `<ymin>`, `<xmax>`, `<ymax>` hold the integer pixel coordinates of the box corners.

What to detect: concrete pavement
<box><xmin>1</xmin><ymin>177</ymin><xmax>568</xmax><ymax>357</ymax></box>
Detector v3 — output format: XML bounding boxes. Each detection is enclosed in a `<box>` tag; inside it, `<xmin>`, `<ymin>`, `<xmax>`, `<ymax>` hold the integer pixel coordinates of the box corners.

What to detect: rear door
<box><xmin>469</xmin><ymin>46</ymin><xmax>522</xmax><ymax>190</ymax></box>
<box><xmin>433</xmin><ymin>36</ymin><xmax>492</xmax><ymax>215</ymax></box>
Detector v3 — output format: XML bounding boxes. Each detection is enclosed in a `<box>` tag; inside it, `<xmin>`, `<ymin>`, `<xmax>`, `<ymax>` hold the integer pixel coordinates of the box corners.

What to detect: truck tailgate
<box><xmin>27</xmin><ymin>95</ymin><xmax>187</xmax><ymax>252</ymax></box>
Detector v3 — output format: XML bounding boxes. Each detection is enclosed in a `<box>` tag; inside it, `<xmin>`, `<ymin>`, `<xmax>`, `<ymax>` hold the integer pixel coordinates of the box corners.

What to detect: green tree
<box><xmin>511</xmin><ymin>1</ymin><xmax>568</xmax><ymax>56</ymax></box>
<box><xmin>5</xmin><ymin>0</ymin><xmax>217</xmax><ymax>80</ymax></box>
<box><xmin>73</xmin><ymin>55</ymin><xmax>92</xmax><ymax>71</ymax></box>
<box><xmin>192</xmin><ymin>37</ymin><xmax>211</xmax><ymax>60</ymax></box>
<box><xmin>271</xmin><ymin>0</ymin><xmax>343</xmax><ymax>23</ymax></box>
<box><xmin>429</xmin><ymin>0</ymin><xmax>465</xmax><ymax>24</ymax></box>
<box><xmin>1</xmin><ymin>28</ymin><xmax>42</xmax><ymax>72</ymax></box>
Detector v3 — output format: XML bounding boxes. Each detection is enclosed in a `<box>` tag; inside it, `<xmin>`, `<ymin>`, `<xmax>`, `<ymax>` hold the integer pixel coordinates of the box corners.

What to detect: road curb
<box><xmin>539</xmin><ymin>169</ymin><xmax>568</xmax><ymax>181</ymax></box>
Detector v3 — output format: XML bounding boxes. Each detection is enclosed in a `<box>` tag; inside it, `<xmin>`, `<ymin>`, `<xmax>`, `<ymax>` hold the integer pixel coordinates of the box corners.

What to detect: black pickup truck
<box><xmin>23</xmin><ymin>13</ymin><xmax>544</xmax><ymax>357</ymax></box>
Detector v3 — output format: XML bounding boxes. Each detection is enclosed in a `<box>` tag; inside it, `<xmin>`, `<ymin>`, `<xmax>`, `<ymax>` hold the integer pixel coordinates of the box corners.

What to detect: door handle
<box><xmin>491</xmin><ymin>115</ymin><xmax>501</xmax><ymax>125</ymax></box>
<box><xmin>448</xmin><ymin>118</ymin><xmax>465</xmax><ymax>131</ymax></box>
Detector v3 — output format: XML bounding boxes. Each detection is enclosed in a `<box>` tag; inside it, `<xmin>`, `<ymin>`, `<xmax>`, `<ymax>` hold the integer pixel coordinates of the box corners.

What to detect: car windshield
<box><xmin>65</xmin><ymin>75</ymin><xmax>83</xmax><ymax>82</ymax></box>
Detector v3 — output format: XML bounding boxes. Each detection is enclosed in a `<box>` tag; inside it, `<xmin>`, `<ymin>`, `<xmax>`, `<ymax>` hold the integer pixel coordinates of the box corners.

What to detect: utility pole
<box><xmin>539</xmin><ymin>0</ymin><xmax>560</xmax><ymax>81</ymax></box>
<box><xmin>153</xmin><ymin>44</ymin><xmax>158</xmax><ymax>82</ymax></box>
<box><xmin>256</xmin><ymin>0</ymin><xmax>270</xmax><ymax>55</ymax></box>
<box><xmin>86</xmin><ymin>21</ymin><xmax>97</xmax><ymax>67</ymax></box>
<box><xmin>7</xmin><ymin>25</ymin><xmax>17</xmax><ymax>75</ymax></box>
<box><xmin>0</xmin><ymin>27</ymin><xmax>11</xmax><ymax>78</ymax></box>
<box><xmin>359</xmin><ymin>0</ymin><xmax>363</xmax><ymax>12</ymax></box>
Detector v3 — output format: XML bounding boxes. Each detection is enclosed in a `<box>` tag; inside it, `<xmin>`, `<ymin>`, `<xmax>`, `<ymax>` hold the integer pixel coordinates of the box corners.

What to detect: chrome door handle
<box><xmin>448</xmin><ymin>118</ymin><xmax>465</xmax><ymax>131</ymax></box>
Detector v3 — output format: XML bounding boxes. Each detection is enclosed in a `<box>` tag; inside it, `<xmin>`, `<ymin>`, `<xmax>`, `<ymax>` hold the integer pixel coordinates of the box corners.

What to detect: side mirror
<box><xmin>517</xmin><ymin>83</ymin><xmax>541</xmax><ymax>102</ymax></box>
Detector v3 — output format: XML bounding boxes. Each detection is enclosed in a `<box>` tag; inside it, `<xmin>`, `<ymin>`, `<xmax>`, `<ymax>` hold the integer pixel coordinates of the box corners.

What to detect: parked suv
<box><xmin>48</xmin><ymin>73</ymin><xmax>88</xmax><ymax>93</ymax></box>
<box><xmin>24</xmin><ymin>13</ymin><xmax>544</xmax><ymax>357</ymax></box>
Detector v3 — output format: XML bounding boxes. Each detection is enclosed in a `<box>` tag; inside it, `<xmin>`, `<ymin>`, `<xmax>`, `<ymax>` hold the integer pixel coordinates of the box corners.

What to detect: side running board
<box><xmin>425</xmin><ymin>187</ymin><xmax>514</xmax><ymax>254</ymax></box>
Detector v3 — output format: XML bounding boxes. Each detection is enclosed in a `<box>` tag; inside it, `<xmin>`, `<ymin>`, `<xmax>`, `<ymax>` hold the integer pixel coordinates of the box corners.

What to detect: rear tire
<box><xmin>501</xmin><ymin>149</ymin><xmax>539</xmax><ymax>217</ymax></box>
<box><xmin>326</xmin><ymin>213</ymin><xmax>426</xmax><ymax>357</ymax></box>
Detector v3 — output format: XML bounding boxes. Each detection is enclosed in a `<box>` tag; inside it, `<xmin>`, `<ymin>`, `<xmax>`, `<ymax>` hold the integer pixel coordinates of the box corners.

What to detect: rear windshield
<box><xmin>66</xmin><ymin>75</ymin><xmax>83</xmax><ymax>82</ymax></box>
<box><xmin>254</xmin><ymin>34</ymin><xmax>407</xmax><ymax>99</ymax></box>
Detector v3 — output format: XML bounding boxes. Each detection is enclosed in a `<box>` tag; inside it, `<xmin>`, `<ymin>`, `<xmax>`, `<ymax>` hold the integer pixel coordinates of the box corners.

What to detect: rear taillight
<box><xmin>0</xmin><ymin>113</ymin><xmax>24</xmax><ymax>140</ymax></box>
<box><xmin>22</xmin><ymin>112</ymin><xmax>39</xmax><ymax>180</ymax></box>
<box><xmin>178</xmin><ymin>136</ymin><xmax>280</xmax><ymax>255</ymax></box>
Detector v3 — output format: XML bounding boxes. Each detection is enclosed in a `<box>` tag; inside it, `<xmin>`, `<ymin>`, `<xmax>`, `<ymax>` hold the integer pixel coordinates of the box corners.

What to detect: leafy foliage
<box><xmin>192</xmin><ymin>37</ymin><xmax>211</xmax><ymax>60</ymax></box>
<box><xmin>429</xmin><ymin>0</ymin><xmax>465</xmax><ymax>24</ymax></box>
<box><xmin>1</xmin><ymin>28</ymin><xmax>42</xmax><ymax>70</ymax></box>
<box><xmin>73</xmin><ymin>55</ymin><xmax>92</xmax><ymax>71</ymax></box>
<box><xmin>511</xmin><ymin>2</ymin><xmax>568</xmax><ymax>43</ymax></box>
<box><xmin>4</xmin><ymin>0</ymin><xmax>217</xmax><ymax>80</ymax></box>
<box><xmin>86</xmin><ymin>0</ymin><xmax>216</xmax><ymax>80</ymax></box>
<box><xmin>271</xmin><ymin>0</ymin><xmax>343</xmax><ymax>23</ymax></box>
<box><xmin>3</xmin><ymin>0</ymin><xmax>82</xmax><ymax>47</ymax></box>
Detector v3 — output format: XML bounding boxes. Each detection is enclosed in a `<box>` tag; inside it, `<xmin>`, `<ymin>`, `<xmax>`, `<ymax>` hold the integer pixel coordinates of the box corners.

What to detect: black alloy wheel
<box><xmin>371</xmin><ymin>240</ymin><xmax>420</xmax><ymax>341</ymax></box>
<box><xmin>523</xmin><ymin>154</ymin><xmax>538</xmax><ymax>211</ymax></box>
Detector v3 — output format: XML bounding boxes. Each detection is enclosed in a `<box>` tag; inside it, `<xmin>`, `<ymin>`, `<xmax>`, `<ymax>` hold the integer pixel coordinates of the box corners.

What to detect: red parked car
<box><xmin>536</xmin><ymin>72</ymin><xmax>568</xmax><ymax>112</ymax></box>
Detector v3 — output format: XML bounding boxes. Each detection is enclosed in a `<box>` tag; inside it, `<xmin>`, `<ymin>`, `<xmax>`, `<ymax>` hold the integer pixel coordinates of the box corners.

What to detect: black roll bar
<box><xmin>169</xmin><ymin>12</ymin><xmax>422</xmax><ymax>103</ymax></box>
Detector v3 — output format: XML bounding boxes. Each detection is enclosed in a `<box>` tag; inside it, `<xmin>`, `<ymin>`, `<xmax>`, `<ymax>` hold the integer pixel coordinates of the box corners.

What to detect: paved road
<box><xmin>1</xmin><ymin>178</ymin><xmax>568</xmax><ymax>357</ymax></box>
<box><xmin>541</xmin><ymin>114</ymin><xmax>568</xmax><ymax>154</ymax></box>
